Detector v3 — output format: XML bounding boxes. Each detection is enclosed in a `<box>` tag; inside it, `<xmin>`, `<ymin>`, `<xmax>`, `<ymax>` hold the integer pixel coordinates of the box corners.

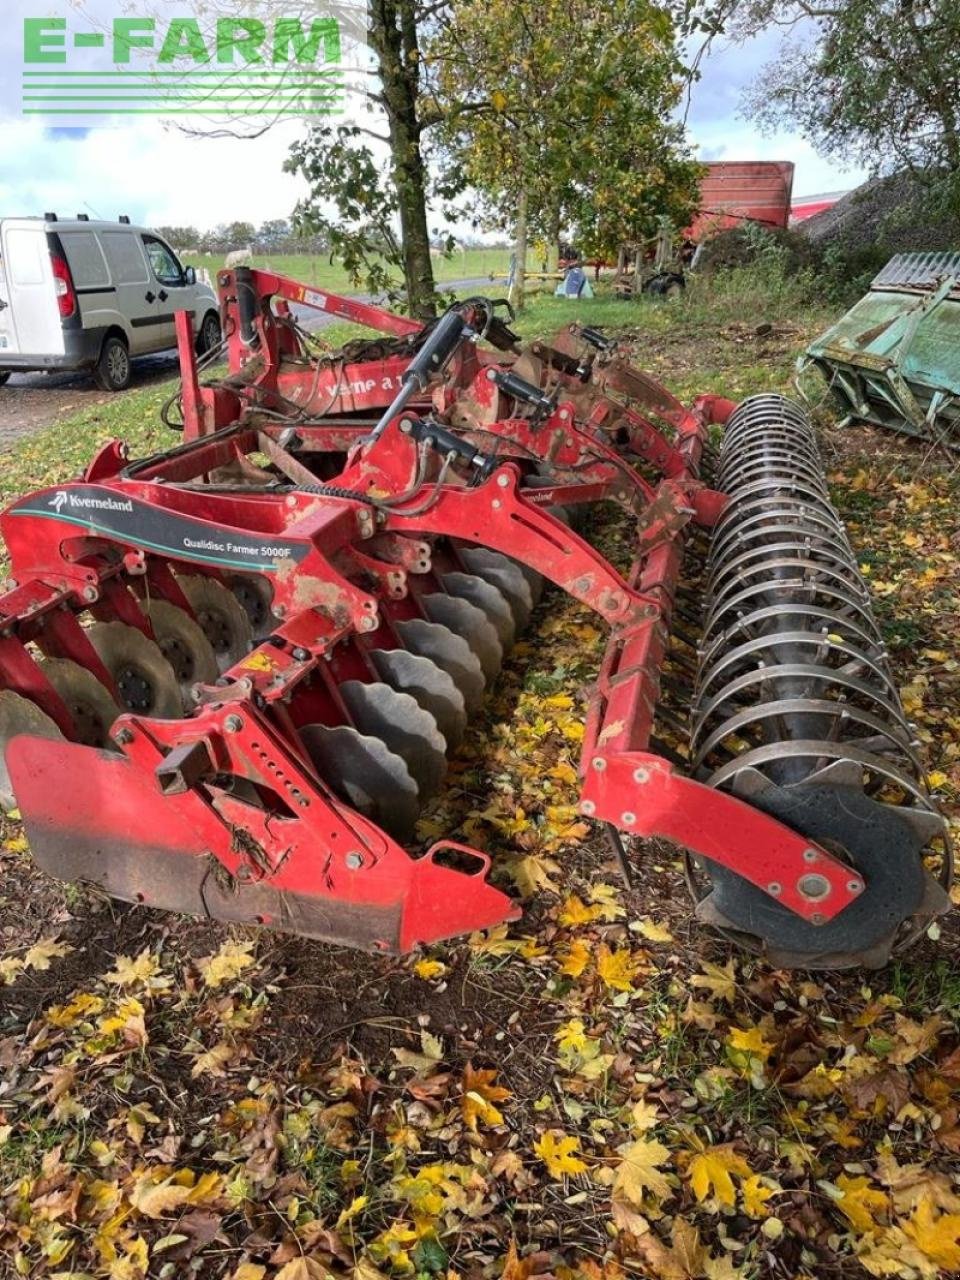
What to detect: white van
<box><xmin>0</xmin><ymin>215</ymin><xmax>221</xmax><ymax>392</ymax></box>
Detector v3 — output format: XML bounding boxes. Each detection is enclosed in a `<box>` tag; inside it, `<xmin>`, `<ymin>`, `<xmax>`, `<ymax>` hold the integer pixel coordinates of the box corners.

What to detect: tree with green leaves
<box><xmin>734</xmin><ymin>0</ymin><xmax>960</xmax><ymax>187</ymax></box>
<box><xmin>426</xmin><ymin>0</ymin><xmax>701</xmax><ymax>309</ymax></box>
<box><xmin>289</xmin><ymin>0</ymin><xmax>457</xmax><ymax>319</ymax></box>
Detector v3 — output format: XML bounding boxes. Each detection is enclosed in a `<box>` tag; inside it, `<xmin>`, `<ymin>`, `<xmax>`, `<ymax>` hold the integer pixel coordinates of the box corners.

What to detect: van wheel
<box><xmin>94</xmin><ymin>336</ymin><xmax>131</xmax><ymax>392</ymax></box>
<box><xmin>0</xmin><ymin>373</ymin><xmax>10</xmax><ymax>388</ymax></box>
<box><xmin>197</xmin><ymin>312</ymin><xmax>221</xmax><ymax>357</ymax></box>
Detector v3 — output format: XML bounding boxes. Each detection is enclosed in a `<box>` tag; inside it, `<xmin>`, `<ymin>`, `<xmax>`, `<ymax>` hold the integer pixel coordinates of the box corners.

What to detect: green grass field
<box><xmin>187</xmin><ymin>246</ymin><xmax>513</xmax><ymax>292</ymax></box>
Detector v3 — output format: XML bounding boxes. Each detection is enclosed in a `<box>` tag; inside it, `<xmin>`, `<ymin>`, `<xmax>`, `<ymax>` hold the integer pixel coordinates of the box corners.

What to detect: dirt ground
<box><xmin>0</xmin><ymin>353</ymin><xmax>182</xmax><ymax>449</ymax></box>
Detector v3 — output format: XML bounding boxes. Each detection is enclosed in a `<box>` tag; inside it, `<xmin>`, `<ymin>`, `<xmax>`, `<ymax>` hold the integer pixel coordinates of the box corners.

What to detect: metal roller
<box><xmin>691</xmin><ymin>394</ymin><xmax>951</xmax><ymax>967</ymax></box>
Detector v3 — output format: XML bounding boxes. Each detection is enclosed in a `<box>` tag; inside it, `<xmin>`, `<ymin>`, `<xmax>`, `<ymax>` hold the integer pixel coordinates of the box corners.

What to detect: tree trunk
<box><xmin>368</xmin><ymin>0</ymin><xmax>437</xmax><ymax>319</ymax></box>
<box><xmin>508</xmin><ymin>188</ymin><xmax>529</xmax><ymax>313</ymax></box>
<box><xmin>546</xmin><ymin>204</ymin><xmax>561</xmax><ymax>274</ymax></box>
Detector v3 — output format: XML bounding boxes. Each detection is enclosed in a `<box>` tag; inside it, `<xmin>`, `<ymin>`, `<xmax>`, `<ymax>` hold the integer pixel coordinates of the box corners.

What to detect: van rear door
<box><xmin>0</xmin><ymin>222</ymin><xmax>64</xmax><ymax>357</ymax></box>
<box><xmin>0</xmin><ymin>254</ymin><xmax>15</xmax><ymax>357</ymax></box>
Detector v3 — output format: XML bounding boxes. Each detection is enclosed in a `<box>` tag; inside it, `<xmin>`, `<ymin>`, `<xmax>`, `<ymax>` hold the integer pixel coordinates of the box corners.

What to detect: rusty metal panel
<box><xmin>691</xmin><ymin>161</ymin><xmax>795</xmax><ymax>239</ymax></box>
<box><xmin>801</xmin><ymin>251</ymin><xmax>960</xmax><ymax>445</ymax></box>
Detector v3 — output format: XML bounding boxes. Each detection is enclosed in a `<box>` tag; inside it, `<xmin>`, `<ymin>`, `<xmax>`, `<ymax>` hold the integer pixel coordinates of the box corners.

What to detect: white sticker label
<box><xmin>304</xmin><ymin>289</ymin><xmax>328</xmax><ymax>310</ymax></box>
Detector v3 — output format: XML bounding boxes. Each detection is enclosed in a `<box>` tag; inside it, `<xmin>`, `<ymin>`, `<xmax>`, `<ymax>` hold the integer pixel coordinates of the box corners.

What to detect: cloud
<box><xmin>0</xmin><ymin>115</ymin><xmax>310</xmax><ymax>227</ymax></box>
<box><xmin>686</xmin><ymin>29</ymin><xmax>869</xmax><ymax>197</ymax></box>
<box><xmin>1</xmin><ymin>0</ymin><xmax>868</xmax><ymax>233</ymax></box>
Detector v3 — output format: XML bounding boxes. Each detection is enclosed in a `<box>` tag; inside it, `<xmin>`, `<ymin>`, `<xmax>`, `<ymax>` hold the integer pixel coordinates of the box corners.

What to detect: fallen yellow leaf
<box><xmin>534</xmin><ymin>1130</ymin><xmax>588</xmax><ymax>1178</ymax></box>
<box><xmin>613</xmin><ymin>1137</ymin><xmax>673</xmax><ymax>1205</ymax></box>
<box><xmin>688</xmin><ymin>1145</ymin><xmax>753</xmax><ymax>1208</ymax></box>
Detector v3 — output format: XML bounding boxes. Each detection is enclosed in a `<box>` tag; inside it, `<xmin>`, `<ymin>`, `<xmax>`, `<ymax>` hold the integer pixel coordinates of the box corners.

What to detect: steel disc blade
<box><xmin>39</xmin><ymin>657</ymin><xmax>120</xmax><ymax>748</ymax></box>
<box><xmin>300</xmin><ymin>723</ymin><xmax>419</xmax><ymax>842</ymax></box>
<box><xmin>0</xmin><ymin>690</ymin><xmax>64</xmax><ymax>810</ymax></box>
<box><xmin>339</xmin><ymin>680</ymin><xmax>447</xmax><ymax>797</ymax></box>
<box><xmin>177</xmin><ymin>575</ymin><xmax>253</xmax><ymax>672</ymax></box>
<box><xmin>393</xmin><ymin>619</ymin><xmax>486</xmax><ymax>712</ymax></box>
<box><xmin>421</xmin><ymin>595</ymin><xmax>503</xmax><ymax>684</ymax></box>
<box><xmin>142</xmin><ymin>600</ymin><xmax>218</xmax><ymax>709</ymax></box>
<box><xmin>699</xmin><ymin>777</ymin><xmax>933</xmax><ymax>968</ymax></box>
<box><xmin>86</xmin><ymin>621</ymin><xmax>182</xmax><ymax>718</ymax></box>
<box><xmin>228</xmin><ymin>574</ymin><xmax>279</xmax><ymax>642</ymax></box>
<box><xmin>458</xmin><ymin>549</ymin><xmax>534</xmax><ymax>630</ymax></box>
<box><xmin>369</xmin><ymin>648</ymin><xmax>467</xmax><ymax>750</ymax></box>
<box><xmin>440</xmin><ymin>573</ymin><xmax>516</xmax><ymax>650</ymax></box>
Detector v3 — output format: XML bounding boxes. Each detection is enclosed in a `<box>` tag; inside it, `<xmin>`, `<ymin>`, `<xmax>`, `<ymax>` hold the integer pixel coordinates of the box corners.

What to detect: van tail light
<box><xmin>50</xmin><ymin>254</ymin><xmax>77</xmax><ymax>320</ymax></box>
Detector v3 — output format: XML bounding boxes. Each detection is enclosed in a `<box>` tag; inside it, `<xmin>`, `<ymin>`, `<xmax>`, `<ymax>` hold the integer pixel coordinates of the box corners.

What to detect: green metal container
<box><xmin>801</xmin><ymin>251</ymin><xmax>960</xmax><ymax>446</ymax></box>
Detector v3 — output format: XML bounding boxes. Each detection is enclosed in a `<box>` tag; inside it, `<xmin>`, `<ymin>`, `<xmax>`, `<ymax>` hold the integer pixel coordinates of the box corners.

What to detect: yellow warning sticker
<box><xmin>242</xmin><ymin>652</ymin><xmax>278</xmax><ymax>673</ymax></box>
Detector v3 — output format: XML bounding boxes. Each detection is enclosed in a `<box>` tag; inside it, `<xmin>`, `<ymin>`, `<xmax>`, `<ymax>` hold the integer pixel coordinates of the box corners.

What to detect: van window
<box><xmin>6</xmin><ymin>229</ymin><xmax>47</xmax><ymax>286</ymax></box>
<box><xmin>142</xmin><ymin>237</ymin><xmax>184</xmax><ymax>286</ymax></box>
<box><xmin>61</xmin><ymin>231</ymin><xmax>110</xmax><ymax>288</ymax></box>
<box><xmin>100</xmin><ymin>231</ymin><xmax>148</xmax><ymax>285</ymax></box>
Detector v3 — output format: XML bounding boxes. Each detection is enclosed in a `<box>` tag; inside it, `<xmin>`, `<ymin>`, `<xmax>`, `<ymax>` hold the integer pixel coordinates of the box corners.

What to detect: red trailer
<box><xmin>689</xmin><ymin>161</ymin><xmax>795</xmax><ymax>241</ymax></box>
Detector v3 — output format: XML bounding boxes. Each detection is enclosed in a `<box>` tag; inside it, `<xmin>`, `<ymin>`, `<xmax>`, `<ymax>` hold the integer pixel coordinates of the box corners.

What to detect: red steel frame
<box><xmin>0</xmin><ymin>272</ymin><xmax>863</xmax><ymax>951</ymax></box>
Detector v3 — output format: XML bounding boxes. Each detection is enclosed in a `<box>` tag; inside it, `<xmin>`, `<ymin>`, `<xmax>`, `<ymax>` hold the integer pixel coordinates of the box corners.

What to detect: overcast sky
<box><xmin>0</xmin><ymin>0</ymin><xmax>870</xmax><ymax>234</ymax></box>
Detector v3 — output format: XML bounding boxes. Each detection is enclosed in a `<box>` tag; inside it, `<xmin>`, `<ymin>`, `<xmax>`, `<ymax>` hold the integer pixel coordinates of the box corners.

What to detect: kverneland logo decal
<box><xmin>49</xmin><ymin>489</ymin><xmax>133</xmax><ymax>514</ymax></box>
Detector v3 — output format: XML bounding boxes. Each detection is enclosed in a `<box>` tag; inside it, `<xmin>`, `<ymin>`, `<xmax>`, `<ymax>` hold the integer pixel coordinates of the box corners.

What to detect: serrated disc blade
<box><xmin>86</xmin><ymin>621</ymin><xmax>182</xmax><ymax>718</ymax></box>
<box><xmin>513</xmin><ymin>558</ymin><xmax>544</xmax><ymax>606</ymax></box>
<box><xmin>229</xmin><ymin>574</ymin><xmax>279</xmax><ymax>642</ymax></box>
<box><xmin>142</xmin><ymin>600</ymin><xmax>218</xmax><ymax>709</ymax></box>
<box><xmin>0</xmin><ymin>690</ymin><xmax>64</xmax><ymax>810</ymax></box>
<box><xmin>458</xmin><ymin>549</ymin><xmax>534</xmax><ymax>630</ymax></box>
<box><xmin>370</xmin><ymin>648</ymin><xmax>467</xmax><ymax>750</ymax></box>
<box><xmin>300</xmin><ymin>723</ymin><xmax>419</xmax><ymax>842</ymax></box>
<box><xmin>441</xmin><ymin>572</ymin><xmax>515</xmax><ymax>650</ymax></box>
<box><xmin>177</xmin><ymin>574</ymin><xmax>253</xmax><ymax>672</ymax></box>
<box><xmin>393</xmin><ymin>619</ymin><xmax>486</xmax><ymax>712</ymax></box>
<box><xmin>421</xmin><ymin>595</ymin><xmax>502</xmax><ymax>684</ymax></box>
<box><xmin>339</xmin><ymin>680</ymin><xmax>447</xmax><ymax>797</ymax></box>
<box><xmin>39</xmin><ymin>657</ymin><xmax>120</xmax><ymax>748</ymax></box>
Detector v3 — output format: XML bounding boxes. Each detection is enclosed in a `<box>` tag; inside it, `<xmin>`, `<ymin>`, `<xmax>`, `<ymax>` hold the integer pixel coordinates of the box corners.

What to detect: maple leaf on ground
<box><xmin>741</xmin><ymin>1174</ymin><xmax>776</xmax><ymax>1219</ymax></box>
<box><xmin>634</xmin><ymin>1219</ymin><xmax>708</xmax><ymax>1280</ymax></box>
<box><xmin>129</xmin><ymin>1174</ymin><xmax>191</xmax><ymax>1219</ymax></box>
<box><xmin>191</xmin><ymin>1041</ymin><xmax>234</xmax><ymax>1079</ymax></box>
<box><xmin>596</xmin><ymin>944</ymin><xmax>640</xmax><ymax>992</ymax></box>
<box><xmin>901</xmin><ymin>1196</ymin><xmax>960</xmax><ymax>1271</ymax></box>
<box><xmin>275</xmin><ymin>1260</ymin><xmax>333</xmax><ymax>1280</ymax></box>
<box><xmin>469</xmin><ymin>923</ymin><xmax>524</xmax><ymax>954</ymax></box>
<box><xmin>24</xmin><ymin>936</ymin><xmax>73</xmax><ymax>971</ymax></box>
<box><xmin>887</xmin><ymin>1014</ymin><xmax>945</xmax><ymax>1066</ymax></box>
<box><xmin>555</xmin><ymin>1018</ymin><xmax>589</xmax><ymax>1056</ymax></box>
<box><xmin>876</xmin><ymin>1147</ymin><xmax>960</xmax><ymax>1215</ymax></box>
<box><xmin>501</xmin><ymin>1239</ymin><xmax>558</xmax><ymax>1280</ymax></box>
<box><xmin>510</xmin><ymin>853</ymin><xmax>561</xmax><ymax>898</ymax></box>
<box><xmin>726</xmin><ymin>1025</ymin><xmax>775</xmax><ymax>1063</ymax></box>
<box><xmin>630</xmin><ymin>1099</ymin><xmax>660</xmax><ymax>1133</ymax></box>
<box><xmin>834</xmin><ymin>1174</ymin><xmax>891</xmax><ymax>1235</ymax></box>
<box><xmin>589</xmin><ymin>883</ymin><xmax>626</xmax><ymax>921</ymax></box>
<box><xmin>688</xmin><ymin>1144</ymin><xmax>753</xmax><ymax>1209</ymax></box>
<box><xmin>104</xmin><ymin>949</ymin><xmax>163</xmax><ymax>987</ymax></box>
<box><xmin>558</xmin><ymin>894</ymin><xmax>602</xmax><ymax>927</ymax></box>
<box><xmin>689</xmin><ymin>959</ymin><xmax>736</xmax><ymax>1003</ymax></box>
<box><xmin>560</xmin><ymin>938</ymin><xmax>591</xmax><ymax>977</ymax></box>
<box><xmin>198</xmin><ymin>939</ymin><xmax>256</xmax><ymax>988</ymax></box>
<box><xmin>534</xmin><ymin>1130</ymin><xmax>588</xmax><ymax>1178</ymax></box>
<box><xmin>461</xmin><ymin>1063</ymin><xmax>510</xmax><ymax>1130</ymax></box>
<box><xmin>392</xmin><ymin>1029</ymin><xmax>444</xmax><ymax>1075</ymax></box>
<box><xmin>613</xmin><ymin>1137</ymin><xmax>673</xmax><ymax>1205</ymax></box>
<box><xmin>634</xmin><ymin>918</ymin><xmax>674</xmax><ymax>943</ymax></box>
